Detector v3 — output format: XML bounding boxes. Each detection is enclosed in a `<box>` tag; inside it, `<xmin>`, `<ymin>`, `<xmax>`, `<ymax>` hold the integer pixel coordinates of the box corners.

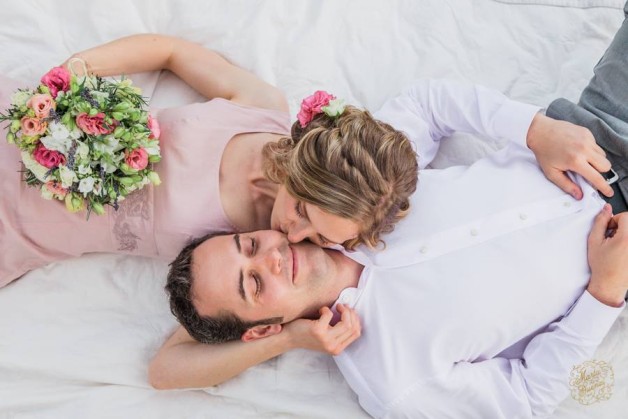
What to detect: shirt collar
<box><xmin>330</xmin><ymin>266</ymin><xmax>370</xmax><ymax>324</ymax></box>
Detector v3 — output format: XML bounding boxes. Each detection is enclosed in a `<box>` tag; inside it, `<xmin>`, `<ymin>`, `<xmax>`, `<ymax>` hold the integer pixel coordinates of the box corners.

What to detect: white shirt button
<box><xmin>470</xmin><ymin>228</ymin><xmax>479</xmax><ymax>237</ymax></box>
<box><xmin>420</xmin><ymin>246</ymin><xmax>429</xmax><ymax>254</ymax></box>
<box><xmin>519</xmin><ymin>213</ymin><xmax>527</xmax><ymax>220</ymax></box>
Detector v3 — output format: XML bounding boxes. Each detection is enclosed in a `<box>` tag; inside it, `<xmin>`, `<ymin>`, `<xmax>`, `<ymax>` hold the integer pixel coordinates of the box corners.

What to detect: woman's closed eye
<box><xmin>316</xmin><ymin>235</ymin><xmax>330</xmax><ymax>246</ymax></box>
<box><xmin>294</xmin><ymin>201</ymin><xmax>306</xmax><ymax>219</ymax></box>
<box><xmin>294</xmin><ymin>203</ymin><xmax>334</xmax><ymax>246</ymax></box>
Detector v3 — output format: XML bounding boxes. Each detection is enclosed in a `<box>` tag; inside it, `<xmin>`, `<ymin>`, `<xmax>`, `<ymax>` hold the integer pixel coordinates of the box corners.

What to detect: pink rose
<box><xmin>297</xmin><ymin>90</ymin><xmax>336</xmax><ymax>128</ymax></box>
<box><xmin>20</xmin><ymin>116</ymin><xmax>47</xmax><ymax>136</ymax></box>
<box><xmin>125</xmin><ymin>148</ymin><xmax>149</xmax><ymax>170</ymax></box>
<box><xmin>76</xmin><ymin>112</ymin><xmax>115</xmax><ymax>135</ymax></box>
<box><xmin>27</xmin><ymin>93</ymin><xmax>55</xmax><ymax>118</ymax></box>
<box><xmin>45</xmin><ymin>180</ymin><xmax>68</xmax><ymax>198</ymax></box>
<box><xmin>147</xmin><ymin>114</ymin><xmax>160</xmax><ymax>139</ymax></box>
<box><xmin>33</xmin><ymin>143</ymin><xmax>66</xmax><ymax>169</ymax></box>
<box><xmin>40</xmin><ymin>66</ymin><xmax>71</xmax><ymax>98</ymax></box>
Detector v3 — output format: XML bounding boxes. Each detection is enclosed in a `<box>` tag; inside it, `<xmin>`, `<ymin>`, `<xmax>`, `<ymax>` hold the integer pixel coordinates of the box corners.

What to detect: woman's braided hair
<box><xmin>263</xmin><ymin>105</ymin><xmax>418</xmax><ymax>250</ymax></box>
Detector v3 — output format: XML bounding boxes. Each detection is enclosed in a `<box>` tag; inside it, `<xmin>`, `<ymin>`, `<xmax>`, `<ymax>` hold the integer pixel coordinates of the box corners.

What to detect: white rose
<box><xmin>93</xmin><ymin>142</ymin><xmax>107</xmax><ymax>155</ymax></box>
<box><xmin>90</xmin><ymin>90</ymin><xmax>110</xmax><ymax>102</ymax></box>
<box><xmin>21</xmin><ymin>151</ymin><xmax>50</xmax><ymax>182</ymax></box>
<box><xmin>147</xmin><ymin>171</ymin><xmax>161</xmax><ymax>186</ymax></box>
<box><xmin>77</xmin><ymin>164</ymin><xmax>92</xmax><ymax>175</ymax></box>
<box><xmin>69</xmin><ymin>126</ymin><xmax>83</xmax><ymax>140</ymax></box>
<box><xmin>94</xmin><ymin>135</ymin><xmax>121</xmax><ymax>156</ymax></box>
<box><xmin>49</xmin><ymin>121</ymin><xmax>70</xmax><ymax>140</ymax></box>
<box><xmin>75</xmin><ymin>141</ymin><xmax>90</xmax><ymax>160</ymax></box>
<box><xmin>100</xmin><ymin>160</ymin><xmax>117</xmax><ymax>174</ymax></box>
<box><xmin>92</xmin><ymin>182</ymin><xmax>103</xmax><ymax>197</ymax></box>
<box><xmin>78</xmin><ymin>177</ymin><xmax>96</xmax><ymax>195</ymax></box>
<box><xmin>58</xmin><ymin>165</ymin><xmax>78</xmax><ymax>188</ymax></box>
<box><xmin>143</xmin><ymin>142</ymin><xmax>160</xmax><ymax>156</ymax></box>
<box><xmin>40</xmin><ymin>185</ymin><xmax>54</xmax><ymax>200</ymax></box>
<box><xmin>75</xmin><ymin>75</ymin><xmax>98</xmax><ymax>90</ymax></box>
<box><xmin>322</xmin><ymin>98</ymin><xmax>346</xmax><ymax>118</ymax></box>
<box><xmin>11</xmin><ymin>90</ymin><xmax>33</xmax><ymax>107</ymax></box>
<box><xmin>111</xmin><ymin>152</ymin><xmax>124</xmax><ymax>164</ymax></box>
<box><xmin>41</xmin><ymin>135</ymin><xmax>71</xmax><ymax>155</ymax></box>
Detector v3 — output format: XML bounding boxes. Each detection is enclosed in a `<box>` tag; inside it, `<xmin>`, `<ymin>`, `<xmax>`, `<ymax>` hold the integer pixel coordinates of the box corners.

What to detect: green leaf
<box><xmin>118</xmin><ymin>177</ymin><xmax>135</xmax><ymax>186</ymax></box>
<box><xmin>112</xmin><ymin>112</ymin><xmax>125</xmax><ymax>121</ymax></box>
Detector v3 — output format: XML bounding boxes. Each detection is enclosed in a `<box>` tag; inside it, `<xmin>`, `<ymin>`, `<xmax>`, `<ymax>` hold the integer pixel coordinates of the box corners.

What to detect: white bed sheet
<box><xmin>0</xmin><ymin>1</ymin><xmax>626</xmax><ymax>418</ymax></box>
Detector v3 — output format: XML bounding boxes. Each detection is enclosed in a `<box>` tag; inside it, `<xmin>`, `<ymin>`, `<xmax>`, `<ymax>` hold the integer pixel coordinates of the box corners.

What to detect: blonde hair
<box><xmin>263</xmin><ymin>106</ymin><xmax>418</xmax><ymax>250</ymax></box>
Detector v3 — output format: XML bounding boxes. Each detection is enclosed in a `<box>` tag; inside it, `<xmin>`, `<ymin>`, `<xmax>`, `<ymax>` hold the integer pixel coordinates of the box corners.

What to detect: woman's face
<box><xmin>270</xmin><ymin>185</ymin><xmax>360</xmax><ymax>247</ymax></box>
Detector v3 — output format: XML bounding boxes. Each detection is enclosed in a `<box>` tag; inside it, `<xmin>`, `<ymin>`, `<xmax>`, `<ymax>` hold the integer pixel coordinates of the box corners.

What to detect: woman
<box><xmin>0</xmin><ymin>34</ymin><xmax>418</xmax><ymax>286</ymax></box>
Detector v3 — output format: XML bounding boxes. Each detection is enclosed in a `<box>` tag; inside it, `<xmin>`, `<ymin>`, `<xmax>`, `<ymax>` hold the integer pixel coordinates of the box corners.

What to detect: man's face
<box><xmin>191</xmin><ymin>230</ymin><xmax>344</xmax><ymax>324</ymax></box>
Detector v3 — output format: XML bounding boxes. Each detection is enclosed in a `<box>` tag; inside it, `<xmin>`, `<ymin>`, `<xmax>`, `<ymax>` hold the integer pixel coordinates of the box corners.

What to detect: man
<box><xmin>152</xmin><ymin>5</ymin><xmax>628</xmax><ymax>417</ymax></box>
<box><xmin>158</xmin><ymin>159</ymin><xmax>627</xmax><ymax>418</ymax></box>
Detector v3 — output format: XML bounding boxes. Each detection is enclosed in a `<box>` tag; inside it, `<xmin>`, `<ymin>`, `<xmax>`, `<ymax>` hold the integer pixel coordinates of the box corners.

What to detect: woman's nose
<box><xmin>287</xmin><ymin>222</ymin><xmax>314</xmax><ymax>244</ymax></box>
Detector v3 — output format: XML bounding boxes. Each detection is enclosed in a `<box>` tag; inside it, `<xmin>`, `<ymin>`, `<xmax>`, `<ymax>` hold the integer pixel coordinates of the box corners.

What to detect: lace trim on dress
<box><xmin>112</xmin><ymin>186</ymin><xmax>151</xmax><ymax>252</ymax></box>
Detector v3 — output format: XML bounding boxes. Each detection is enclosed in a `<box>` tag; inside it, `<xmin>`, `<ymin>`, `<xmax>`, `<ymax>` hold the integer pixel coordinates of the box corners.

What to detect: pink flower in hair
<box><xmin>297</xmin><ymin>90</ymin><xmax>336</xmax><ymax>128</ymax></box>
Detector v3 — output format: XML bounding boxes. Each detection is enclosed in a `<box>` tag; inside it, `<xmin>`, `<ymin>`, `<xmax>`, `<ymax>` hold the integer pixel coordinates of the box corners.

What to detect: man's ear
<box><xmin>241</xmin><ymin>324</ymin><xmax>283</xmax><ymax>342</ymax></box>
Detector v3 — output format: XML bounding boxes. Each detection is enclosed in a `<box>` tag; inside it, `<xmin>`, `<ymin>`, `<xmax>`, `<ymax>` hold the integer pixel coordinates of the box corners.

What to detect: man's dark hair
<box><xmin>166</xmin><ymin>232</ymin><xmax>283</xmax><ymax>344</ymax></box>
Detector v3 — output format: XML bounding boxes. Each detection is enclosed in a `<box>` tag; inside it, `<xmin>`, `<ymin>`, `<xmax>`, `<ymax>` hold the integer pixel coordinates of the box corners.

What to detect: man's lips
<box><xmin>290</xmin><ymin>245</ymin><xmax>298</xmax><ymax>284</ymax></box>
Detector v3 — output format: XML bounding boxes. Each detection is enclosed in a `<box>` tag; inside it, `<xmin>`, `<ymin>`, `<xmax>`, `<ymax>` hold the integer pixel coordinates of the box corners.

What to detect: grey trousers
<box><xmin>547</xmin><ymin>2</ymin><xmax>628</xmax><ymax>206</ymax></box>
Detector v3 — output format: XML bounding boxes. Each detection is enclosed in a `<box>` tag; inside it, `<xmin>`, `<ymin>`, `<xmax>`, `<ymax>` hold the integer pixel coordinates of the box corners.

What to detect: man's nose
<box><xmin>259</xmin><ymin>247</ymin><xmax>282</xmax><ymax>275</ymax></box>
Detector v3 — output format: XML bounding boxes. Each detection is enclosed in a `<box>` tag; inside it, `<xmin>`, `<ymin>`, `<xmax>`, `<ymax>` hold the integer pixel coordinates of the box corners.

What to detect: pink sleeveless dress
<box><xmin>0</xmin><ymin>75</ymin><xmax>290</xmax><ymax>286</ymax></box>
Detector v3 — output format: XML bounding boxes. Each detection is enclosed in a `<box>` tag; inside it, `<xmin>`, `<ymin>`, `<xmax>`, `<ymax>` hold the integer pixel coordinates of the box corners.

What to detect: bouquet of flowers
<box><xmin>0</xmin><ymin>61</ymin><xmax>161</xmax><ymax>217</ymax></box>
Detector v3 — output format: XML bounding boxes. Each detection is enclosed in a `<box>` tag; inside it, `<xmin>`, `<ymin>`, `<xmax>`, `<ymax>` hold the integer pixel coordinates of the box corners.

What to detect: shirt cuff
<box><xmin>561</xmin><ymin>290</ymin><xmax>625</xmax><ymax>343</ymax></box>
<box><xmin>491</xmin><ymin>99</ymin><xmax>541</xmax><ymax>149</ymax></box>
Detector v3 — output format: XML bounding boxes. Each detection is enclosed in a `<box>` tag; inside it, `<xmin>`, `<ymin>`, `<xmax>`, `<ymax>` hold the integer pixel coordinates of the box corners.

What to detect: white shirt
<box><xmin>373</xmin><ymin>79</ymin><xmax>540</xmax><ymax>169</ymax></box>
<box><xmin>333</xmin><ymin>81</ymin><xmax>625</xmax><ymax>419</ymax></box>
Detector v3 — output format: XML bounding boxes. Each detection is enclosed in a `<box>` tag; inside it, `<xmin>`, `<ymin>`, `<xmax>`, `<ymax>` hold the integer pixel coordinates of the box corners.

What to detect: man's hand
<box><xmin>283</xmin><ymin>304</ymin><xmax>361</xmax><ymax>356</ymax></box>
<box><xmin>527</xmin><ymin>114</ymin><xmax>613</xmax><ymax>199</ymax></box>
<box><xmin>587</xmin><ymin>204</ymin><xmax>628</xmax><ymax>307</ymax></box>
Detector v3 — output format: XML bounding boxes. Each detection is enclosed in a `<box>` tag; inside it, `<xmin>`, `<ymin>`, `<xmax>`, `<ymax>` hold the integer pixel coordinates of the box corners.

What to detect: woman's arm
<box><xmin>149</xmin><ymin>326</ymin><xmax>292</xmax><ymax>389</ymax></box>
<box><xmin>64</xmin><ymin>34</ymin><xmax>288</xmax><ymax>112</ymax></box>
<box><xmin>149</xmin><ymin>304</ymin><xmax>360</xmax><ymax>389</ymax></box>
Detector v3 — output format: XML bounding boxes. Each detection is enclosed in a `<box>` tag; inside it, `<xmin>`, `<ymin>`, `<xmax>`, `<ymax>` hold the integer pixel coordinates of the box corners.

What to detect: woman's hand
<box><xmin>526</xmin><ymin>113</ymin><xmax>613</xmax><ymax>199</ymax></box>
<box><xmin>283</xmin><ymin>304</ymin><xmax>361</xmax><ymax>356</ymax></box>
